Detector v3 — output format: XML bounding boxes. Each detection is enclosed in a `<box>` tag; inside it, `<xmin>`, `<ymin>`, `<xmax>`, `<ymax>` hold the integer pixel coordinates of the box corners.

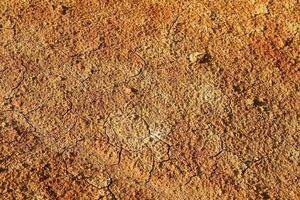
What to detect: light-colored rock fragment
<box><xmin>189</xmin><ymin>51</ymin><xmax>205</xmax><ymax>63</ymax></box>
<box><xmin>255</xmin><ymin>4</ymin><xmax>269</xmax><ymax>14</ymax></box>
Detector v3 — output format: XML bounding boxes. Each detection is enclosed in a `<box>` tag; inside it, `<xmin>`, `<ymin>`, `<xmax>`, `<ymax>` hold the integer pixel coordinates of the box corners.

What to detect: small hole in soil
<box><xmin>233</xmin><ymin>85</ymin><xmax>241</xmax><ymax>93</ymax></box>
<box><xmin>253</xmin><ymin>97</ymin><xmax>267</xmax><ymax>107</ymax></box>
<box><xmin>284</xmin><ymin>38</ymin><xmax>293</xmax><ymax>47</ymax></box>
<box><xmin>130</xmin><ymin>87</ymin><xmax>138</xmax><ymax>95</ymax></box>
<box><xmin>261</xmin><ymin>192</ymin><xmax>271</xmax><ymax>200</ymax></box>
<box><xmin>198</xmin><ymin>52</ymin><xmax>212</xmax><ymax>64</ymax></box>
<box><xmin>61</xmin><ymin>6</ymin><xmax>70</xmax><ymax>15</ymax></box>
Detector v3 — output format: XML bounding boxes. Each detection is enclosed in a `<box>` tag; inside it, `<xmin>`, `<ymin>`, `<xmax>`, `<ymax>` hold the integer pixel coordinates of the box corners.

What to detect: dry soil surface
<box><xmin>0</xmin><ymin>0</ymin><xmax>300</xmax><ymax>199</ymax></box>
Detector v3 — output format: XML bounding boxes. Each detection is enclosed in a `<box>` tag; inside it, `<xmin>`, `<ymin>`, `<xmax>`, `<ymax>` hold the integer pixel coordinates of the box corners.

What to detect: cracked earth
<box><xmin>0</xmin><ymin>0</ymin><xmax>300</xmax><ymax>199</ymax></box>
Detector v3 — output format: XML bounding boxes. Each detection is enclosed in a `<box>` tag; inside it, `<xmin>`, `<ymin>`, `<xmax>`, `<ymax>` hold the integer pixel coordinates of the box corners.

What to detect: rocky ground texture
<box><xmin>0</xmin><ymin>0</ymin><xmax>299</xmax><ymax>199</ymax></box>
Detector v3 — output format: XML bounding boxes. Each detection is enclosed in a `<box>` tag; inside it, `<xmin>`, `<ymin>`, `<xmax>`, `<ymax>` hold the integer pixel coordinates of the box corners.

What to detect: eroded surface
<box><xmin>0</xmin><ymin>0</ymin><xmax>299</xmax><ymax>199</ymax></box>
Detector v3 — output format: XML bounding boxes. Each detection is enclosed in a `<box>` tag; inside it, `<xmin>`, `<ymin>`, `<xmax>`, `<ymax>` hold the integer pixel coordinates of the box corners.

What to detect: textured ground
<box><xmin>0</xmin><ymin>0</ymin><xmax>300</xmax><ymax>199</ymax></box>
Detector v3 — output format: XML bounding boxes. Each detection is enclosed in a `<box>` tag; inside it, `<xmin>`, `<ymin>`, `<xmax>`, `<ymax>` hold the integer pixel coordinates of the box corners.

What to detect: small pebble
<box><xmin>189</xmin><ymin>51</ymin><xmax>204</xmax><ymax>63</ymax></box>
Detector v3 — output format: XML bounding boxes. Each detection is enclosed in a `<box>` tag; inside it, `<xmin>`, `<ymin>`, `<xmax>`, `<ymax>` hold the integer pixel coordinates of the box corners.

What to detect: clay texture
<box><xmin>0</xmin><ymin>0</ymin><xmax>299</xmax><ymax>199</ymax></box>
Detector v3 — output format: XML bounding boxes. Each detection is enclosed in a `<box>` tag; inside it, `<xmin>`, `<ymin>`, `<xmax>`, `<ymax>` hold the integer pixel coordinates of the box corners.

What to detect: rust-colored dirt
<box><xmin>0</xmin><ymin>1</ymin><xmax>299</xmax><ymax>199</ymax></box>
